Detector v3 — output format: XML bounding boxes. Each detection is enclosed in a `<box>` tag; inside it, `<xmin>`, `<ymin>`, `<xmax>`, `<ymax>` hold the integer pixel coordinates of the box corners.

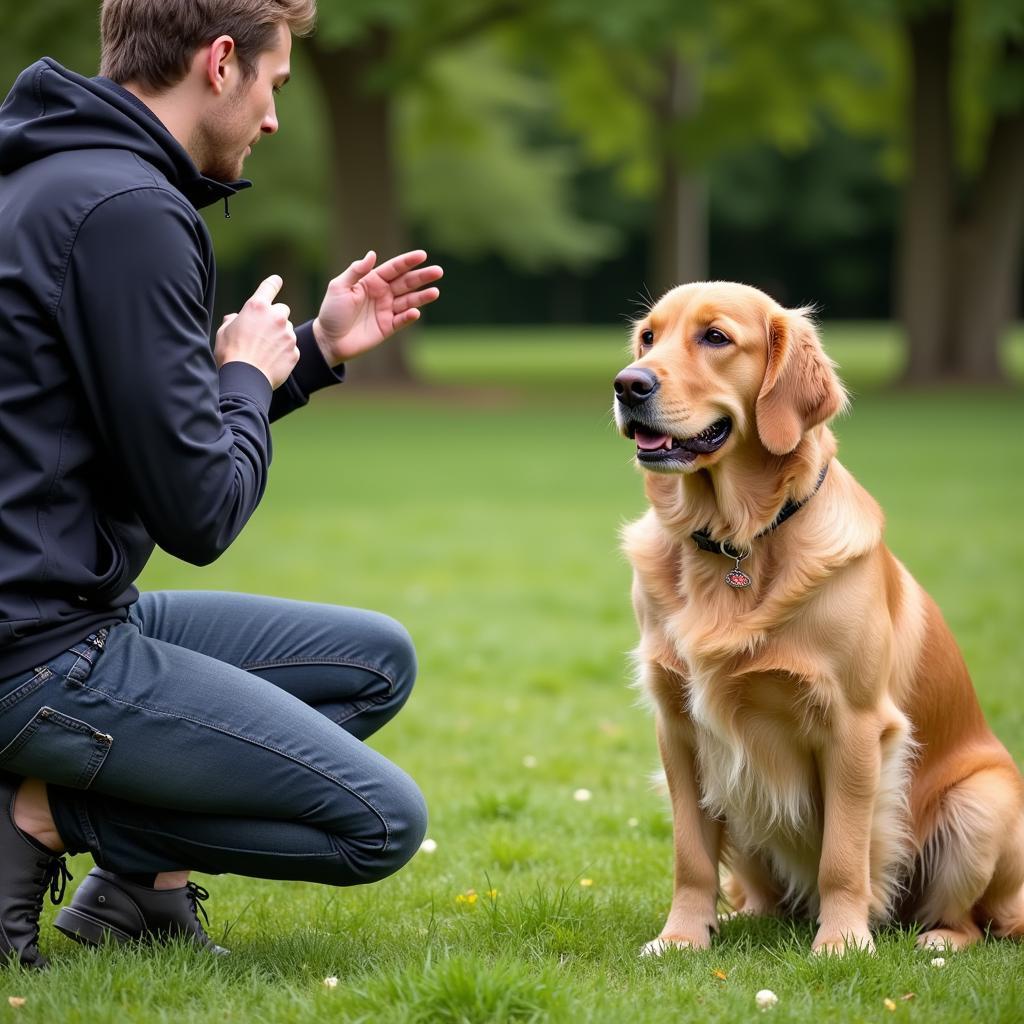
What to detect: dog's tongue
<box><xmin>634</xmin><ymin>429</ymin><xmax>673</xmax><ymax>451</ymax></box>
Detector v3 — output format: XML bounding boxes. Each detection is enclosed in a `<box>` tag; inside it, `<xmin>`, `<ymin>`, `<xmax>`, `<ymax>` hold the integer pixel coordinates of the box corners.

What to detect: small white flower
<box><xmin>930</xmin><ymin>957</ymin><xmax>946</xmax><ymax>968</ymax></box>
<box><xmin>323</xmin><ymin>977</ymin><xmax>339</xmax><ymax>989</ymax></box>
<box><xmin>522</xmin><ymin>755</ymin><xmax>538</xmax><ymax>768</ymax></box>
<box><xmin>573</xmin><ymin>788</ymin><xmax>592</xmax><ymax>802</ymax></box>
<box><xmin>627</xmin><ymin>817</ymin><xmax>639</xmax><ymax>827</ymax></box>
<box><xmin>419</xmin><ymin>838</ymin><xmax>438</xmax><ymax>854</ymax></box>
<box><xmin>755</xmin><ymin>989</ymin><xmax>778</xmax><ymax>1010</ymax></box>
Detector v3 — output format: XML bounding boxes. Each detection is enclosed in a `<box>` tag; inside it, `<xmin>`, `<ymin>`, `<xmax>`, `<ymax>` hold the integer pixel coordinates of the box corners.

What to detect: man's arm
<box><xmin>266</xmin><ymin>321</ymin><xmax>344</xmax><ymax>422</ymax></box>
<box><xmin>56</xmin><ymin>187</ymin><xmax>275</xmax><ymax>566</ymax></box>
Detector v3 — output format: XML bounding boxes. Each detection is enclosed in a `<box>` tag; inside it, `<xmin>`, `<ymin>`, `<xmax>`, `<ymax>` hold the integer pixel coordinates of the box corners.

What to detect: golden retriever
<box><xmin>614</xmin><ymin>281</ymin><xmax>1024</xmax><ymax>955</ymax></box>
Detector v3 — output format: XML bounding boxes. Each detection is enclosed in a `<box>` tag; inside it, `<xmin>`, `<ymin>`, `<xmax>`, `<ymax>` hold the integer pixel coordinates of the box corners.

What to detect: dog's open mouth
<box><xmin>626</xmin><ymin>417</ymin><xmax>732</xmax><ymax>466</ymax></box>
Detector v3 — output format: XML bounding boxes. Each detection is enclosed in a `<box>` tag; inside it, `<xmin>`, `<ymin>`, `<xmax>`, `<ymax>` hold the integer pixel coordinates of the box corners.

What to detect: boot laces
<box><xmin>25</xmin><ymin>856</ymin><xmax>73</xmax><ymax>932</ymax></box>
<box><xmin>186</xmin><ymin>881</ymin><xmax>211</xmax><ymax>928</ymax></box>
<box><xmin>45</xmin><ymin>857</ymin><xmax>73</xmax><ymax>905</ymax></box>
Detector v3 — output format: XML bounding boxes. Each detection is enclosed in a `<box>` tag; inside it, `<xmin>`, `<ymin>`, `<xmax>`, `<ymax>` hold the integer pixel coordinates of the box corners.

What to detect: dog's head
<box><xmin>614</xmin><ymin>282</ymin><xmax>846</xmax><ymax>472</ymax></box>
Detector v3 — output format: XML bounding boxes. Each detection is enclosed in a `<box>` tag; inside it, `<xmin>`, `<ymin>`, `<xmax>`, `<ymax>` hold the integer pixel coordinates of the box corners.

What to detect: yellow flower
<box><xmin>883</xmin><ymin>998</ymin><xmax>897</xmax><ymax>1012</ymax></box>
<box><xmin>455</xmin><ymin>889</ymin><xmax>478</xmax><ymax>906</ymax></box>
<box><xmin>486</xmin><ymin>888</ymin><xmax>499</xmax><ymax>899</ymax></box>
<box><xmin>579</xmin><ymin>878</ymin><xmax>594</xmax><ymax>887</ymax></box>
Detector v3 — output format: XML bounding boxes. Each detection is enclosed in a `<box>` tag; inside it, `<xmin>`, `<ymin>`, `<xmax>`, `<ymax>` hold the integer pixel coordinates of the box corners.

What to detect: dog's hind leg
<box><xmin>721</xmin><ymin>846</ymin><xmax>781</xmax><ymax>919</ymax></box>
<box><xmin>980</xmin><ymin>816</ymin><xmax>1024</xmax><ymax>940</ymax></box>
<box><xmin>916</xmin><ymin>766</ymin><xmax>1024</xmax><ymax>951</ymax></box>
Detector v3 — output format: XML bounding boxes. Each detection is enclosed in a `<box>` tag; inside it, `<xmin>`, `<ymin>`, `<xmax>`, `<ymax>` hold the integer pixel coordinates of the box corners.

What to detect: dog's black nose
<box><xmin>614</xmin><ymin>367</ymin><xmax>659</xmax><ymax>407</ymax></box>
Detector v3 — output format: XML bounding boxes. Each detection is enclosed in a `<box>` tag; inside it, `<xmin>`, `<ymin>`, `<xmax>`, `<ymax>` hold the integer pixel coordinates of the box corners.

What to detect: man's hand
<box><xmin>215</xmin><ymin>275</ymin><xmax>300</xmax><ymax>389</ymax></box>
<box><xmin>312</xmin><ymin>250</ymin><xmax>442</xmax><ymax>367</ymax></box>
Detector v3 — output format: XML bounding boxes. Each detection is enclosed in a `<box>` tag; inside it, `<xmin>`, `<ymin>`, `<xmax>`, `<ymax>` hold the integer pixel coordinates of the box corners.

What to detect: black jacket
<box><xmin>0</xmin><ymin>58</ymin><xmax>343</xmax><ymax>677</ymax></box>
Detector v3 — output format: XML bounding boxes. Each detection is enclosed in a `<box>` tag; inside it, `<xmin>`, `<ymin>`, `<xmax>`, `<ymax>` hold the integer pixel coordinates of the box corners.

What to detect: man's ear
<box><xmin>755</xmin><ymin>308</ymin><xmax>847</xmax><ymax>456</ymax></box>
<box><xmin>204</xmin><ymin>35</ymin><xmax>237</xmax><ymax>96</ymax></box>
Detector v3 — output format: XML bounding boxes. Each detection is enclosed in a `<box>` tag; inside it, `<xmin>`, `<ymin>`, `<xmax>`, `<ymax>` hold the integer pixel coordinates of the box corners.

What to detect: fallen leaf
<box><xmin>8</xmin><ymin>998</ymin><xmax>26</xmax><ymax>1009</ymax></box>
<box><xmin>900</xmin><ymin>993</ymin><xmax>916</xmax><ymax>1002</ymax></box>
<box><xmin>713</xmin><ymin>969</ymin><xmax>728</xmax><ymax>981</ymax></box>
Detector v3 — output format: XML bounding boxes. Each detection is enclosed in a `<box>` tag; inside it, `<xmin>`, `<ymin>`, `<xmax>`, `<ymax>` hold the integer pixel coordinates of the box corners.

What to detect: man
<box><xmin>0</xmin><ymin>0</ymin><xmax>442</xmax><ymax>968</ymax></box>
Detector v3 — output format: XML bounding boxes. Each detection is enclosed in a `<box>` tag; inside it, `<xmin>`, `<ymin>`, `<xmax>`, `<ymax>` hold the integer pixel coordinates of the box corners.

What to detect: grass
<box><xmin>9</xmin><ymin>324</ymin><xmax>1023</xmax><ymax>1022</ymax></box>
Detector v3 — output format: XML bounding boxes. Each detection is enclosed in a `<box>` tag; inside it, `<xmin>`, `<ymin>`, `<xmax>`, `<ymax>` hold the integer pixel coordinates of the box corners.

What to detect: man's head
<box><xmin>100</xmin><ymin>0</ymin><xmax>316</xmax><ymax>181</ymax></box>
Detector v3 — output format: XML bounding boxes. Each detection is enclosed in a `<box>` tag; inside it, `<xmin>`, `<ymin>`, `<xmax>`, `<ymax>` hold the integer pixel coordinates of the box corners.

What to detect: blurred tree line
<box><xmin>2</xmin><ymin>0</ymin><xmax>1022</xmax><ymax>384</ymax></box>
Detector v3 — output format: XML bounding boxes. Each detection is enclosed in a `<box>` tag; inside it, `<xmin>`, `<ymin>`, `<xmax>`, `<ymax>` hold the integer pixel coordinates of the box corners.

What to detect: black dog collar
<box><xmin>692</xmin><ymin>463</ymin><xmax>830</xmax><ymax>562</ymax></box>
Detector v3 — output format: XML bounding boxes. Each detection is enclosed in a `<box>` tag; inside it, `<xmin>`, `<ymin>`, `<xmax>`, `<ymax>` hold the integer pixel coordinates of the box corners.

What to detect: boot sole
<box><xmin>53</xmin><ymin>907</ymin><xmax>135</xmax><ymax>947</ymax></box>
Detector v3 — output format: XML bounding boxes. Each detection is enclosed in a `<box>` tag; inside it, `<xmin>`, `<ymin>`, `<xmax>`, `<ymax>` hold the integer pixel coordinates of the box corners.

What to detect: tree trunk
<box><xmin>948</xmin><ymin>100</ymin><xmax>1024</xmax><ymax>382</ymax></box>
<box><xmin>307</xmin><ymin>32</ymin><xmax>416</xmax><ymax>384</ymax></box>
<box><xmin>898</xmin><ymin>12</ymin><xmax>1022</xmax><ymax>386</ymax></box>
<box><xmin>651</xmin><ymin>53</ymin><xmax>708</xmax><ymax>300</ymax></box>
<box><xmin>898</xmin><ymin>5</ymin><xmax>956</xmax><ymax>384</ymax></box>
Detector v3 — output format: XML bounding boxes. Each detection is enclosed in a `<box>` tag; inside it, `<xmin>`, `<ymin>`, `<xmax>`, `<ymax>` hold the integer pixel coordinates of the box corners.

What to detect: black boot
<box><xmin>54</xmin><ymin>869</ymin><xmax>228</xmax><ymax>954</ymax></box>
<box><xmin>0</xmin><ymin>774</ymin><xmax>73</xmax><ymax>970</ymax></box>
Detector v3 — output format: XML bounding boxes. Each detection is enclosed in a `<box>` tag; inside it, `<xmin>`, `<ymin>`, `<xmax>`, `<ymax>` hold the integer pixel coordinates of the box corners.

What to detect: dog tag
<box><xmin>725</xmin><ymin>554</ymin><xmax>751</xmax><ymax>589</ymax></box>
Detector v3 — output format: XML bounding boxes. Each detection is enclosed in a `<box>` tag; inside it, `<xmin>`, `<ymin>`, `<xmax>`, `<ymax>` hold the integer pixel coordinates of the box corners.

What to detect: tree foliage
<box><xmin>2</xmin><ymin>0</ymin><xmax>1021</xmax><ymax>383</ymax></box>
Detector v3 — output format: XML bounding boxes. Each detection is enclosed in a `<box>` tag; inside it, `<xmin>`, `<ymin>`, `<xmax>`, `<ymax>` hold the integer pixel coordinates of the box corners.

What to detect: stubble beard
<box><xmin>191</xmin><ymin>84</ymin><xmax>254</xmax><ymax>183</ymax></box>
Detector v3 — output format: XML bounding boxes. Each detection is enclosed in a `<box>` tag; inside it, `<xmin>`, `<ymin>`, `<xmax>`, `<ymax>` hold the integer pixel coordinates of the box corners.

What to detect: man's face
<box><xmin>196</xmin><ymin>23</ymin><xmax>291</xmax><ymax>182</ymax></box>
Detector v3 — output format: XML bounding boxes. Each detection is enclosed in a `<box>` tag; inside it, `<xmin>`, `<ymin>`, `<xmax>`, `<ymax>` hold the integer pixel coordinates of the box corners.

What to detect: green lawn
<box><xmin>12</xmin><ymin>324</ymin><xmax>1024</xmax><ymax>1022</ymax></box>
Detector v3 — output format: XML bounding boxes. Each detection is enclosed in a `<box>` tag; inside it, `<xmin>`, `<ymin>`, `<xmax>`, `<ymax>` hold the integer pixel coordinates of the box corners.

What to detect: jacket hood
<box><xmin>0</xmin><ymin>58</ymin><xmax>250</xmax><ymax>210</ymax></box>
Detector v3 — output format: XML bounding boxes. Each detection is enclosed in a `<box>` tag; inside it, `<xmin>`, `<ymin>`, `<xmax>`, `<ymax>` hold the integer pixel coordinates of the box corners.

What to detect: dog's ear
<box><xmin>755</xmin><ymin>309</ymin><xmax>847</xmax><ymax>456</ymax></box>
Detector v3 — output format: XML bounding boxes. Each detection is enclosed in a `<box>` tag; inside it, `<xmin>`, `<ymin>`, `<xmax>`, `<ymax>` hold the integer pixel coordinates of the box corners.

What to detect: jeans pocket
<box><xmin>0</xmin><ymin>705</ymin><xmax>112</xmax><ymax>789</ymax></box>
<box><xmin>0</xmin><ymin>666</ymin><xmax>52</xmax><ymax>712</ymax></box>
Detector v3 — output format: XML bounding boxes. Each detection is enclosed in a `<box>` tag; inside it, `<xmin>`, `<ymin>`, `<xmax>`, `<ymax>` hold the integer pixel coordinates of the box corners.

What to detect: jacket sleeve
<box><xmin>55</xmin><ymin>187</ymin><xmax>273</xmax><ymax>566</ymax></box>
<box><xmin>269</xmin><ymin>320</ymin><xmax>345</xmax><ymax>422</ymax></box>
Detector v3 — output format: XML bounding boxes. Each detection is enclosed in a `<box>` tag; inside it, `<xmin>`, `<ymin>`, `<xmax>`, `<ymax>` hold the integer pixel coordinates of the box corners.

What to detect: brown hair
<box><xmin>100</xmin><ymin>0</ymin><xmax>316</xmax><ymax>93</ymax></box>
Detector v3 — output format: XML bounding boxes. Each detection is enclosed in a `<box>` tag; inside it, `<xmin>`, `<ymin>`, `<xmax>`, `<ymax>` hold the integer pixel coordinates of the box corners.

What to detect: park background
<box><xmin>2</xmin><ymin>1</ymin><xmax>1023</xmax><ymax>1021</ymax></box>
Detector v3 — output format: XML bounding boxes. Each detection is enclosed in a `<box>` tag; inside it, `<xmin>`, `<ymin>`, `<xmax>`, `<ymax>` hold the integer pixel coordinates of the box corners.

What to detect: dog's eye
<box><xmin>702</xmin><ymin>328</ymin><xmax>731</xmax><ymax>347</ymax></box>
<box><xmin>640</xmin><ymin>329</ymin><xmax>654</xmax><ymax>346</ymax></box>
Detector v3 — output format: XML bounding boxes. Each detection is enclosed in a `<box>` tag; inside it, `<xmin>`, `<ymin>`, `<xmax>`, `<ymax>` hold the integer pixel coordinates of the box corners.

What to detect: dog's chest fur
<box><xmin>635</xmin><ymin>540</ymin><xmax>832</xmax><ymax>883</ymax></box>
<box><xmin>684</xmin><ymin>663</ymin><xmax>823</xmax><ymax>851</ymax></box>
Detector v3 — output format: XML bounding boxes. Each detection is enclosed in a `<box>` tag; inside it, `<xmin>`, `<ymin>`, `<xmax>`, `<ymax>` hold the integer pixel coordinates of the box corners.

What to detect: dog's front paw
<box><xmin>640</xmin><ymin>929</ymin><xmax>711</xmax><ymax>957</ymax></box>
<box><xmin>811</xmin><ymin>926</ymin><xmax>875</xmax><ymax>956</ymax></box>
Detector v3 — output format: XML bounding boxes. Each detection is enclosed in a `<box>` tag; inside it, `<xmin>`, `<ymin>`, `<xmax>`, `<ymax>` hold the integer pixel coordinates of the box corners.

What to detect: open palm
<box><xmin>313</xmin><ymin>250</ymin><xmax>443</xmax><ymax>365</ymax></box>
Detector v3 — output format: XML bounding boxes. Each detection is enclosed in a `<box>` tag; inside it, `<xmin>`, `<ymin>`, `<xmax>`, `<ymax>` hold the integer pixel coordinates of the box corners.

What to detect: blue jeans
<box><xmin>0</xmin><ymin>592</ymin><xmax>427</xmax><ymax>884</ymax></box>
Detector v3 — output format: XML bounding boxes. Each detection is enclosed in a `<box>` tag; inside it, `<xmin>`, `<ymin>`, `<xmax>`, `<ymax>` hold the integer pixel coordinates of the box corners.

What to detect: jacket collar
<box><xmin>92</xmin><ymin>74</ymin><xmax>251</xmax><ymax>211</ymax></box>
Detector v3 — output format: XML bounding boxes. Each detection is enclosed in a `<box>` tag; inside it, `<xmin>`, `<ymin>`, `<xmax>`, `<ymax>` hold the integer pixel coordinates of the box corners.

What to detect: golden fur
<box><xmin>616</xmin><ymin>282</ymin><xmax>1024</xmax><ymax>955</ymax></box>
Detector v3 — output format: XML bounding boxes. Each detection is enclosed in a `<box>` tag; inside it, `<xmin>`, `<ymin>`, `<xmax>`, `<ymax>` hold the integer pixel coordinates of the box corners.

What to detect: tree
<box><xmin>300</xmin><ymin>0</ymin><xmax>628</xmax><ymax>381</ymax></box>
<box><xmin>525</xmin><ymin>0</ymin><xmax>894</xmax><ymax>299</ymax></box>
<box><xmin>308</xmin><ymin>1</ymin><xmax>560</xmax><ymax>381</ymax></box>
<box><xmin>898</xmin><ymin>0</ymin><xmax>1024</xmax><ymax>384</ymax></box>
